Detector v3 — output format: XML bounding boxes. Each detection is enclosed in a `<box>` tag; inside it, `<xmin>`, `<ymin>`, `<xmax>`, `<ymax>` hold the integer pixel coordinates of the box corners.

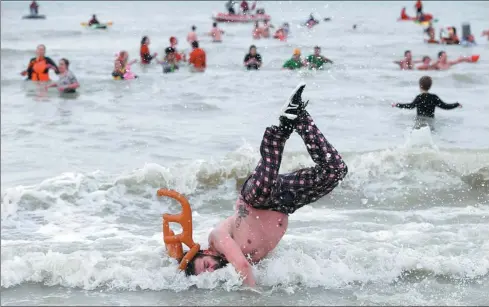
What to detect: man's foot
<box><xmin>280</xmin><ymin>82</ymin><xmax>308</xmax><ymax>120</ymax></box>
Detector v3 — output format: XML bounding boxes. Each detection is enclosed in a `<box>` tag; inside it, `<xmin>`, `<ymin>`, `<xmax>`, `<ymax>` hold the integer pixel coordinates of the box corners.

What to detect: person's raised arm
<box><xmin>209</xmin><ymin>227</ymin><xmax>255</xmax><ymax>286</ymax></box>
<box><xmin>434</xmin><ymin>95</ymin><xmax>461</xmax><ymax>109</ymax></box>
<box><xmin>448</xmin><ymin>56</ymin><xmax>470</xmax><ymax>66</ymax></box>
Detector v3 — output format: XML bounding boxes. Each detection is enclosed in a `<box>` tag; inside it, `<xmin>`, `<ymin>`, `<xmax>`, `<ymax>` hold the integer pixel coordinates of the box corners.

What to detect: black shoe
<box><xmin>280</xmin><ymin>82</ymin><xmax>308</xmax><ymax>120</ymax></box>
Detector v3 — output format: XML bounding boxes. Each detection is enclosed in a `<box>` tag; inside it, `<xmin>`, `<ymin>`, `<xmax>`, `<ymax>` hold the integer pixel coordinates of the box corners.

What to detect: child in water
<box><xmin>392</xmin><ymin>76</ymin><xmax>462</xmax><ymax>130</ymax></box>
<box><xmin>112</xmin><ymin>51</ymin><xmax>137</xmax><ymax>80</ymax></box>
<box><xmin>157</xmin><ymin>47</ymin><xmax>179</xmax><ymax>73</ymax></box>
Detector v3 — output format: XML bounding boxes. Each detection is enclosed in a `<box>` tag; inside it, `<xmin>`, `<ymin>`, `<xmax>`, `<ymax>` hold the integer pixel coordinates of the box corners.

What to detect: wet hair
<box><xmin>192</xmin><ymin>25</ymin><xmax>196</xmax><ymax>31</ymax></box>
<box><xmin>422</xmin><ymin>56</ymin><xmax>430</xmax><ymax>62</ymax></box>
<box><xmin>183</xmin><ymin>250</ymin><xmax>229</xmax><ymax>276</ymax></box>
<box><xmin>249</xmin><ymin>44</ymin><xmax>256</xmax><ymax>51</ymax></box>
<box><xmin>37</xmin><ymin>44</ymin><xmax>46</xmax><ymax>50</ymax></box>
<box><xmin>404</xmin><ymin>50</ymin><xmax>411</xmax><ymax>56</ymax></box>
<box><xmin>165</xmin><ymin>47</ymin><xmax>175</xmax><ymax>54</ymax></box>
<box><xmin>437</xmin><ymin>51</ymin><xmax>446</xmax><ymax>59</ymax></box>
<box><xmin>314</xmin><ymin>45</ymin><xmax>320</xmax><ymax>50</ymax></box>
<box><xmin>60</xmin><ymin>58</ymin><xmax>70</xmax><ymax>68</ymax></box>
<box><xmin>451</xmin><ymin>27</ymin><xmax>457</xmax><ymax>35</ymax></box>
<box><xmin>141</xmin><ymin>36</ymin><xmax>148</xmax><ymax>45</ymax></box>
<box><xmin>213</xmin><ymin>22</ymin><xmax>217</xmax><ymax>27</ymax></box>
<box><xmin>191</xmin><ymin>41</ymin><xmax>199</xmax><ymax>48</ymax></box>
<box><xmin>419</xmin><ymin>76</ymin><xmax>432</xmax><ymax>91</ymax></box>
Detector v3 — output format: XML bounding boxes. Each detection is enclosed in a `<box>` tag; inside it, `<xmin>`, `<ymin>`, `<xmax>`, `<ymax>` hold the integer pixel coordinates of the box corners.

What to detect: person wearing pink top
<box><xmin>208</xmin><ymin>22</ymin><xmax>225</xmax><ymax>43</ymax></box>
<box><xmin>187</xmin><ymin>25</ymin><xmax>198</xmax><ymax>45</ymax></box>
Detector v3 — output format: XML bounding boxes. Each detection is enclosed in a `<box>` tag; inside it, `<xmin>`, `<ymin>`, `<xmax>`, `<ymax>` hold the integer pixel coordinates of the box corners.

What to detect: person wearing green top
<box><xmin>306</xmin><ymin>46</ymin><xmax>333</xmax><ymax>70</ymax></box>
<box><xmin>283</xmin><ymin>48</ymin><xmax>306</xmax><ymax>70</ymax></box>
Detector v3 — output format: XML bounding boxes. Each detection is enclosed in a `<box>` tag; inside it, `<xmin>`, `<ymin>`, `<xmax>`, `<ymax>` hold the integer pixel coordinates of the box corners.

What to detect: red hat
<box><xmin>170</xmin><ymin>36</ymin><xmax>177</xmax><ymax>44</ymax></box>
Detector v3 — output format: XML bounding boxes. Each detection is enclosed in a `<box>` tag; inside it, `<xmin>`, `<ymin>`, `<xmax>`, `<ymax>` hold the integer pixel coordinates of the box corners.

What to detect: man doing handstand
<box><xmin>183</xmin><ymin>83</ymin><xmax>348</xmax><ymax>286</ymax></box>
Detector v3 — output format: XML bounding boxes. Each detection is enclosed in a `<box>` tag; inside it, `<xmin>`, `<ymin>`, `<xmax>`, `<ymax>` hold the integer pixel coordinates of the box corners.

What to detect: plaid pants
<box><xmin>240</xmin><ymin>111</ymin><xmax>348</xmax><ymax>215</ymax></box>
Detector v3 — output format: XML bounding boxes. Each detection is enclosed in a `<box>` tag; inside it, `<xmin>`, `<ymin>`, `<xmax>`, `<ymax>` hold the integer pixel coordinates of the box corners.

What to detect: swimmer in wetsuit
<box><xmin>21</xmin><ymin>44</ymin><xmax>59</xmax><ymax>81</ymax></box>
<box><xmin>181</xmin><ymin>83</ymin><xmax>348</xmax><ymax>286</ymax></box>
<box><xmin>392</xmin><ymin>76</ymin><xmax>462</xmax><ymax>130</ymax></box>
<box><xmin>243</xmin><ymin>45</ymin><xmax>262</xmax><ymax>70</ymax></box>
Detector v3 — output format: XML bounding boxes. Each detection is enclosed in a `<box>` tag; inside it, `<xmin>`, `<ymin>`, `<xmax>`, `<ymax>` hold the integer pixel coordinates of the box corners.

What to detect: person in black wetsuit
<box><xmin>392</xmin><ymin>76</ymin><xmax>462</xmax><ymax>130</ymax></box>
<box><xmin>243</xmin><ymin>45</ymin><xmax>262</xmax><ymax>70</ymax></box>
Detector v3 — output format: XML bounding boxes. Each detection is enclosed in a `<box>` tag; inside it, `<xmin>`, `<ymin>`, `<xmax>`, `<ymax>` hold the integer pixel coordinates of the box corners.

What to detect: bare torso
<box><xmin>209</xmin><ymin>198</ymin><xmax>288</xmax><ymax>263</ymax></box>
<box><xmin>433</xmin><ymin>61</ymin><xmax>450</xmax><ymax>70</ymax></box>
<box><xmin>398</xmin><ymin>58</ymin><xmax>413</xmax><ymax>70</ymax></box>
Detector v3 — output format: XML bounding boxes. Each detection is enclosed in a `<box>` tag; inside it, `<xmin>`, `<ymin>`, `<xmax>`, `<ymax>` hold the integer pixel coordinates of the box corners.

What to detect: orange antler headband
<box><xmin>157</xmin><ymin>189</ymin><xmax>200</xmax><ymax>271</ymax></box>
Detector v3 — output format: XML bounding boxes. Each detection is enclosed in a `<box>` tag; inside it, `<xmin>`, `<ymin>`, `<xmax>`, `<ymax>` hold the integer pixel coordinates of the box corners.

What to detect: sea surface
<box><xmin>1</xmin><ymin>1</ymin><xmax>489</xmax><ymax>305</ymax></box>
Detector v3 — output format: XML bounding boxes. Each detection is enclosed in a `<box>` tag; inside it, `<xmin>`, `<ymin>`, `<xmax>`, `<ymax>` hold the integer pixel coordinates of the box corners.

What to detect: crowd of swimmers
<box><xmin>394</xmin><ymin>50</ymin><xmax>476</xmax><ymax>71</ymax></box>
<box><xmin>423</xmin><ymin>24</ymin><xmax>481</xmax><ymax>46</ymax></box>
<box><xmin>19</xmin><ymin>0</ymin><xmax>488</xmax><ymax>92</ymax></box>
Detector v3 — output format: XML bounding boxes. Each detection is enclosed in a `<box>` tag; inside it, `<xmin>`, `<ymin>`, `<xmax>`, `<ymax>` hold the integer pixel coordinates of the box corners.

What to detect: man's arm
<box><xmin>448</xmin><ymin>56</ymin><xmax>470</xmax><ymax>66</ymax></box>
<box><xmin>209</xmin><ymin>224</ymin><xmax>256</xmax><ymax>286</ymax></box>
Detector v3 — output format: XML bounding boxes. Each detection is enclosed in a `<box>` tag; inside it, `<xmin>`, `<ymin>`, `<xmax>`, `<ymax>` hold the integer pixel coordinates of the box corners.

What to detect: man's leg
<box><xmin>240</xmin><ymin>83</ymin><xmax>307</xmax><ymax>207</ymax></box>
<box><xmin>267</xmin><ymin>108</ymin><xmax>348</xmax><ymax>214</ymax></box>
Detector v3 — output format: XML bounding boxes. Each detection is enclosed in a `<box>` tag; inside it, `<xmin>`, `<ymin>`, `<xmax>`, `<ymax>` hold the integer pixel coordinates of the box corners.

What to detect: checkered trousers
<box><xmin>240</xmin><ymin>111</ymin><xmax>348</xmax><ymax>215</ymax></box>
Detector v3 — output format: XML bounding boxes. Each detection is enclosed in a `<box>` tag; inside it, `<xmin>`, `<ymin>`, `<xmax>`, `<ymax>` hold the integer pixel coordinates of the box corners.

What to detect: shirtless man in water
<box><xmin>430</xmin><ymin>51</ymin><xmax>472</xmax><ymax>70</ymax></box>
<box><xmin>183</xmin><ymin>83</ymin><xmax>348</xmax><ymax>286</ymax></box>
<box><xmin>394</xmin><ymin>50</ymin><xmax>422</xmax><ymax>70</ymax></box>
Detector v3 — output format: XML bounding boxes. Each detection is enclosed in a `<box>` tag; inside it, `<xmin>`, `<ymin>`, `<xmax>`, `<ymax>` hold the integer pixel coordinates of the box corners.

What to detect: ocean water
<box><xmin>1</xmin><ymin>1</ymin><xmax>489</xmax><ymax>305</ymax></box>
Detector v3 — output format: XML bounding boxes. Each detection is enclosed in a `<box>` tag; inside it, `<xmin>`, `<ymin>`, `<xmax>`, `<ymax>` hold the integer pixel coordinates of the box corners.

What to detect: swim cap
<box><xmin>293</xmin><ymin>48</ymin><xmax>301</xmax><ymax>55</ymax></box>
<box><xmin>165</xmin><ymin>47</ymin><xmax>175</xmax><ymax>54</ymax></box>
